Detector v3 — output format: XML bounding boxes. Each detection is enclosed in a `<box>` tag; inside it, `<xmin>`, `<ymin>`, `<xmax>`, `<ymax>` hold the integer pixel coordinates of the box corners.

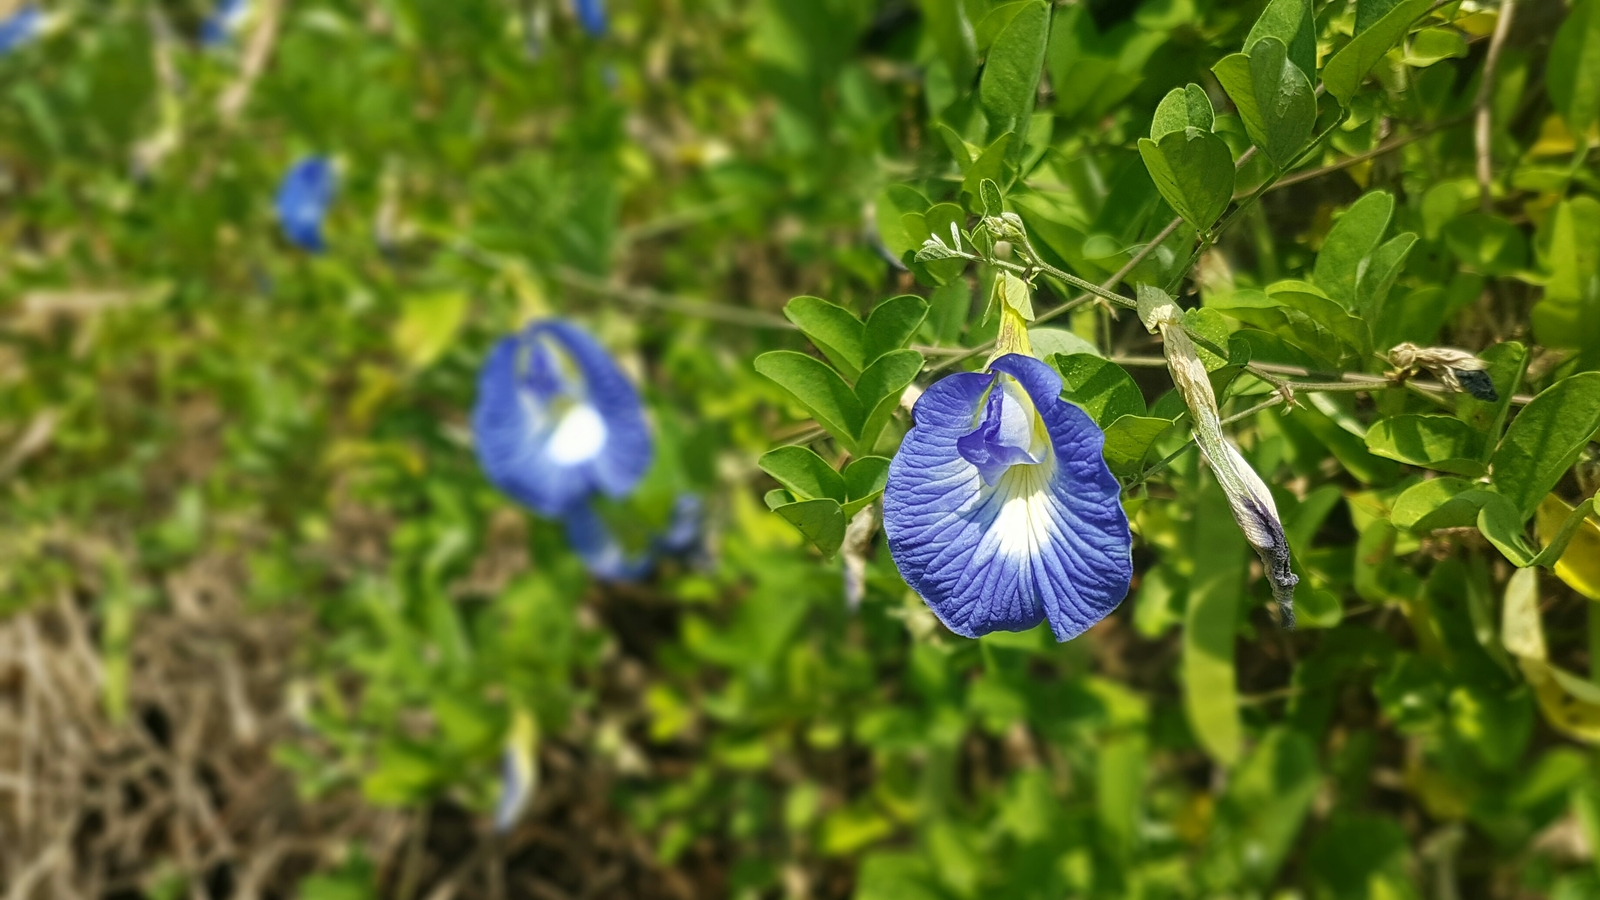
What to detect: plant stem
<box><xmin>1475</xmin><ymin>0</ymin><xmax>1516</xmax><ymax>212</ymax></box>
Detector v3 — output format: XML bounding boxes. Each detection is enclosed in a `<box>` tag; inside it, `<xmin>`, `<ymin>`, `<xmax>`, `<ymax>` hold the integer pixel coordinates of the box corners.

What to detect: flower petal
<box><xmin>883</xmin><ymin>354</ymin><xmax>1132</xmax><ymax>641</ymax></box>
<box><xmin>274</xmin><ymin>157</ymin><xmax>335</xmax><ymax>253</ymax></box>
<box><xmin>0</xmin><ymin>6</ymin><xmax>41</xmax><ymax>55</ymax></box>
<box><xmin>563</xmin><ymin>500</ymin><xmax>654</xmax><ymax>582</ymax></box>
<box><xmin>471</xmin><ymin>321</ymin><xmax>652</xmax><ymax>517</ymax></box>
<box><xmin>530</xmin><ymin>321</ymin><xmax>652</xmax><ymax>497</ymax></box>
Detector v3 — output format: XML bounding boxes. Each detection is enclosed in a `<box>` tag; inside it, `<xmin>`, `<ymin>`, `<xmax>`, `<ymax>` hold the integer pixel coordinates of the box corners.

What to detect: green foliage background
<box><xmin>4</xmin><ymin>0</ymin><xmax>1600</xmax><ymax>898</ymax></box>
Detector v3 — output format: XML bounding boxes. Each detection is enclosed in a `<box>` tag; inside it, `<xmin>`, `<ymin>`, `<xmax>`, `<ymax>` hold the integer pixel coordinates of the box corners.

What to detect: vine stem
<box><xmin>924</xmin><ymin>222</ymin><xmax>1180</xmax><ymax>375</ymax></box>
<box><xmin>1475</xmin><ymin>0</ymin><xmax>1517</xmax><ymax>212</ymax></box>
<box><xmin>449</xmin><ymin>236</ymin><xmax>797</xmax><ymax>330</ymax></box>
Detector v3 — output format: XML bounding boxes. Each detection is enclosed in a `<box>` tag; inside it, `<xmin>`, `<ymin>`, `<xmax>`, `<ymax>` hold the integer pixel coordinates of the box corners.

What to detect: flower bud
<box><xmin>1143</xmin><ymin>287</ymin><xmax>1298</xmax><ymax>626</ymax></box>
<box><xmin>1387</xmin><ymin>342</ymin><xmax>1497</xmax><ymax>401</ymax></box>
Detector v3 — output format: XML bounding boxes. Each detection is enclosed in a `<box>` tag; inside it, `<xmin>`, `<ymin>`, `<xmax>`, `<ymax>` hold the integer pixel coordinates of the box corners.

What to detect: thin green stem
<box><xmin>1166</xmin><ymin>109</ymin><xmax>1351</xmax><ymax>295</ymax></box>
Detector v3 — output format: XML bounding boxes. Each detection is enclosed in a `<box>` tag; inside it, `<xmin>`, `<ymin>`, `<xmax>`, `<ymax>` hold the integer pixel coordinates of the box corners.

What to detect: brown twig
<box><xmin>552</xmin><ymin>267</ymin><xmax>795</xmax><ymax>330</ymax></box>
<box><xmin>1271</xmin><ymin>114</ymin><xmax>1472</xmax><ymax>192</ymax></box>
<box><xmin>218</xmin><ymin>0</ymin><xmax>283</xmax><ymax>125</ymax></box>
<box><xmin>1476</xmin><ymin>0</ymin><xmax>1517</xmax><ymax>212</ymax></box>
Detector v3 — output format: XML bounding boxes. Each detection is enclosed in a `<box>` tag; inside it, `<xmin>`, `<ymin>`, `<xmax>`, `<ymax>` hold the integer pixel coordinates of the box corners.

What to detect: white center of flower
<box><xmin>546</xmin><ymin>402</ymin><xmax>608</xmax><ymax>465</ymax></box>
<box><xmin>983</xmin><ymin>456</ymin><xmax>1062</xmax><ymax>561</ymax></box>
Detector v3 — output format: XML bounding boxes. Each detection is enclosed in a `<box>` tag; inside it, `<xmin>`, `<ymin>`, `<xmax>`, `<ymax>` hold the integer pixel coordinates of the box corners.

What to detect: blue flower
<box><xmin>200</xmin><ymin>0</ymin><xmax>250</xmax><ymax>46</ymax></box>
<box><xmin>882</xmin><ymin>354</ymin><xmax>1132</xmax><ymax>641</ymax></box>
<box><xmin>0</xmin><ymin>5</ymin><xmax>42</xmax><ymax>55</ymax></box>
<box><xmin>562</xmin><ymin>493</ymin><xmax>706</xmax><ymax>582</ymax></box>
<box><xmin>274</xmin><ymin>157</ymin><xmax>335</xmax><ymax>253</ymax></box>
<box><xmin>574</xmin><ymin>0</ymin><xmax>606</xmax><ymax>37</ymax></box>
<box><xmin>472</xmin><ymin>320</ymin><xmax>652</xmax><ymax>518</ymax></box>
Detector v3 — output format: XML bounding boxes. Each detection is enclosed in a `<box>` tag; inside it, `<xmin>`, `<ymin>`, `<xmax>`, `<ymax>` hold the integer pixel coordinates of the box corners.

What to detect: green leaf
<box><xmin>362</xmin><ymin>740</ymin><xmax>443</xmax><ymax>805</ymax></box>
<box><xmin>1138</xmin><ymin>129</ymin><xmax>1235</xmax><ymax>233</ymax></box>
<box><xmin>1454</xmin><ymin>341</ymin><xmax>1526</xmax><ymax>457</ymax></box>
<box><xmin>764</xmin><ymin>488</ymin><xmax>796</xmax><ymax>511</ymax></box>
<box><xmin>1296</xmin><ymin>588</ymin><xmax>1344</xmax><ymax>628</ymax></box>
<box><xmin>842</xmin><ymin>456</ymin><xmax>891</xmax><ymax>517</ymax></box>
<box><xmin>1353</xmin><ymin>232</ymin><xmax>1416</xmax><ymax>318</ymax></box>
<box><xmin>1313</xmin><ymin>191</ymin><xmax>1394</xmax><ymax>309</ymax></box>
<box><xmin>1028</xmin><ymin>326</ymin><xmax>1100</xmax><ymax>358</ymax></box>
<box><xmin>902</xmin><ymin>206</ymin><xmax>967</xmax><ymax>285</ymax></box>
<box><xmin>1209</xmin><ymin>284</ymin><xmax>1366</xmax><ymax>366</ymax></box>
<box><xmin>1183</xmin><ymin>476</ymin><xmax>1245</xmax><ymax>766</ymax></box>
<box><xmin>1490</xmin><ymin>372</ymin><xmax>1600</xmax><ymax>518</ymax></box>
<box><xmin>1245</xmin><ymin>0</ymin><xmax>1315</xmax><ymax>82</ymax></box>
<box><xmin>1549</xmin><ymin>0</ymin><xmax>1600</xmax><ymax>138</ymax></box>
<box><xmin>1289</xmin><ymin>403</ymin><xmax>1401</xmax><ymax>484</ymax></box>
<box><xmin>1404</xmin><ymin>27</ymin><xmax>1467</xmax><ymax>67</ymax></box>
<box><xmin>393</xmin><ymin>290</ymin><xmax>468</xmax><ymax>370</ymax></box>
<box><xmin>1391</xmin><ymin>477</ymin><xmax>1484</xmax><ymax>532</ymax></box>
<box><xmin>775</xmin><ymin>498</ymin><xmax>848</xmax><ymax>558</ymax></box>
<box><xmin>875</xmin><ymin>184</ymin><xmax>931</xmax><ymax>263</ymax></box>
<box><xmin>1103</xmin><ymin>415</ymin><xmax>1178</xmax><ymax>477</ymax></box>
<box><xmin>979</xmin><ymin>0</ymin><xmax>1050</xmax><ymax>145</ymax></box>
<box><xmin>863</xmin><ymin>295</ymin><xmax>931</xmax><ymax>364</ymax></box>
<box><xmin>979</xmin><ymin>178</ymin><xmax>1005</xmax><ymax>217</ymax></box>
<box><xmin>923</xmin><ymin>202</ymin><xmax>971</xmax><ymax>284</ymax></box>
<box><xmin>1183</xmin><ymin>307</ymin><xmax>1235</xmax><ymax>371</ymax></box>
<box><xmin>1097</xmin><ymin>732</ymin><xmax>1147</xmax><ymax>858</ymax></box>
<box><xmin>1151</xmin><ymin>84</ymin><xmax>1215</xmax><ymax>140</ymax></box>
<box><xmin>962</xmin><ymin>133</ymin><xmax>1014</xmax><ymax>212</ymax></box>
<box><xmin>1050</xmin><ymin>353</ymin><xmax>1145</xmax><ymax>426</ymax></box>
<box><xmin>1477</xmin><ymin>492</ymin><xmax>1537</xmax><ymax>566</ymax></box>
<box><xmin>925</xmin><ymin>279</ymin><xmax>972</xmax><ymax>345</ymax></box>
<box><xmin>921</xmin><ymin>0</ymin><xmax>979</xmax><ymax>91</ymax></box>
<box><xmin>781</xmin><ymin>295</ymin><xmax>927</xmax><ymax>383</ymax></box>
<box><xmin>973</xmin><ymin>0</ymin><xmax>1031</xmax><ymax>53</ymax></box>
<box><xmin>784</xmin><ymin>296</ymin><xmax>867</xmax><ymax>379</ymax></box>
<box><xmin>1364</xmin><ymin>415</ymin><xmax>1489</xmax><ymax>477</ymax></box>
<box><xmin>855</xmin><ymin>349</ymin><xmax>925</xmax><ymax>451</ymax></box>
<box><xmin>1531</xmin><ymin>197</ymin><xmax>1600</xmax><ymax>358</ymax></box>
<box><xmin>1208</xmin><ymin>728</ymin><xmax>1320</xmax><ymax>887</ymax></box>
<box><xmin>1321</xmin><ymin>0</ymin><xmax>1436</xmax><ymax>105</ymax></box>
<box><xmin>1355</xmin><ymin>0</ymin><xmax>1405</xmax><ymax>34</ymax></box>
<box><xmin>1443</xmin><ymin>213</ymin><xmax>1527</xmax><ymax>276</ymax></box>
<box><xmin>755</xmin><ymin>350</ymin><xmax>864</xmax><ymax>446</ymax></box>
<box><xmin>1212</xmin><ymin>38</ymin><xmax>1316</xmax><ymax>169</ymax></box>
<box><xmin>759</xmin><ymin>446</ymin><xmax>847</xmax><ymax>502</ymax></box>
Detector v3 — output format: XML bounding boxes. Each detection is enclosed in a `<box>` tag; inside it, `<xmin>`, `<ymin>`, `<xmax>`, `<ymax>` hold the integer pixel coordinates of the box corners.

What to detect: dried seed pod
<box><xmin>1388</xmin><ymin>342</ymin><xmax>1498</xmax><ymax>402</ymax></box>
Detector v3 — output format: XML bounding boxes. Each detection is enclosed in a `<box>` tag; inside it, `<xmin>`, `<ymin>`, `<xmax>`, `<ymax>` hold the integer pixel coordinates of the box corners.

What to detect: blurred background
<box><xmin>2</xmin><ymin>0</ymin><xmax>1599</xmax><ymax>898</ymax></box>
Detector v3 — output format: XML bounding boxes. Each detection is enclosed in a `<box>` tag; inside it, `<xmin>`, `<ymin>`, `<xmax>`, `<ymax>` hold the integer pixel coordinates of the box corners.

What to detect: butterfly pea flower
<box><xmin>883</xmin><ymin>353</ymin><xmax>1133</xmax><ymax>641</ymax></box>
<box><xmin>0</xmin><ymin>4</ymin><xmax>42</xmax><ymax>55</ymax></box>
<box><xmin>562</xmin><ymin>492</ymin><xmax>705</xmax><ymax>582</ymax></box>
<box><xmin>200</xmin><ymin>0</ymin><xmax>250</xmax><ymax>46</ymax></box>
<box><xmin>274</xmin><ymin>157</ymin><xmax>335</xmax><ymax>253</ymax></box>
<box><xmin>574</xmin><ymin>0</ymin><xmax>606</xmax><ymax>37</ymax></box>
<box><xmin>1140</xmin><ymin>288</ymin><xmax>1298</xmax><ymax>626</ymax></box>
<box><xmin>473</xmin><ymin>320</ymin><xmax>652</xmax><ymax>520</ymax></box>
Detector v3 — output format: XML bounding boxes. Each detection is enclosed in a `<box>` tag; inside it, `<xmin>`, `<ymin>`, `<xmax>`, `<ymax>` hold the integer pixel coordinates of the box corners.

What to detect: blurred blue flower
<box><xmin>882</xmin><ymin>354</ymin><xmax>1132</xmax><ymax>641</ymax></box>
<box><xmin>473</xmin><ymin>320</ymin><xmax>651</xmax><ymax>518</ymax></box>
<box><xmin>574</xmin><ymin>0</ymin><xmax>606</xmax><ymax>37</ymax></box>
<box><xmin>274</xmin><ymin>157</ymin><xmax>335</xmax><ymax>252</ymax></box>
<box><xmin>563</xmin><ymin>493</ymin><xmax>705</xmax><ymax>582</ymax></box>
<box><xmin>0</xmin><ymin>5</ymin><xmax>42</xmax><ymax>55</ymax></box>
<box><xmin>200</xmin><ymin>0</ymin><xmax>250</xmax><ymax>46</ymax></box>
